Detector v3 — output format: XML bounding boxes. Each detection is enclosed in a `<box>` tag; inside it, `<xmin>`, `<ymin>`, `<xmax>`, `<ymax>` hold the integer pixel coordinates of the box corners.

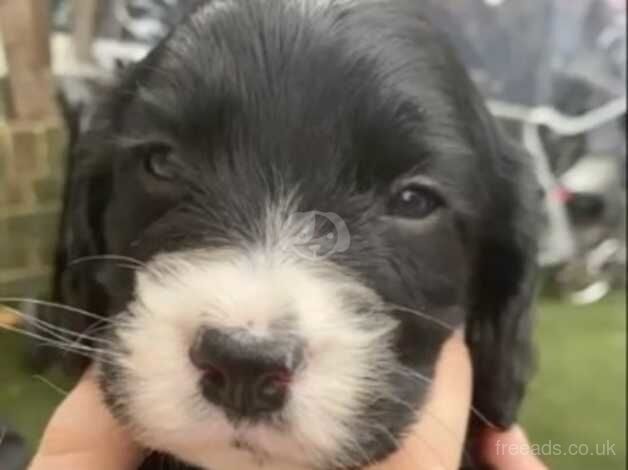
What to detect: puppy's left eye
<box><xmin>141</xmin><ymin>143</ymin><xmax>178</xmax><ymax>180</ymax></box>
<box><xmin>388</xmin><ymin>185</ymin><xmax>443</xmax><ymax>218</ymax></box>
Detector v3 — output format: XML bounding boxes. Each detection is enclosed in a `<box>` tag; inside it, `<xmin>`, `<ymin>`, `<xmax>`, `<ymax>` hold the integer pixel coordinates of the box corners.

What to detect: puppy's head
<box><xmin>55</xmin><ymin>1</ymin><xmax>539</xmax><ymax>469</ymax></box>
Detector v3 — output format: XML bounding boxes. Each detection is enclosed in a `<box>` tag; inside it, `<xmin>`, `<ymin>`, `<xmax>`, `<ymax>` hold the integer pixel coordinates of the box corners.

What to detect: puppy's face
<box><xmin>59</xmin><ymin>1</ymin><xmax>538</xmax><ymax>469</ymax></box>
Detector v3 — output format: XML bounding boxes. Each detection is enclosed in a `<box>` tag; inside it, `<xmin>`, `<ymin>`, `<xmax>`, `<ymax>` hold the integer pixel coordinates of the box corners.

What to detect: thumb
<box><xmin>29</xmin><ymin>370</ymin><xmax>143</xmax><ymax>470</ymax></box>
<box><xmin>478</xmin><ymin>425</ymin><xmax>548</xmax><ymax>470</ymax></box>
<box><xmin>370</xmin><ymin>330</ymin><xmax>472</xmax><ymax>470</ymax></box>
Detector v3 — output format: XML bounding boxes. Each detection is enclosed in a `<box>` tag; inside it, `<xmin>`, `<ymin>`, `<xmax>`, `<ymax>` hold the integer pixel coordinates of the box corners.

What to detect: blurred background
<box><xmin>0</xmin><ymin>0</ymin><xmax>625</xmax><ymax>469</ymax></box>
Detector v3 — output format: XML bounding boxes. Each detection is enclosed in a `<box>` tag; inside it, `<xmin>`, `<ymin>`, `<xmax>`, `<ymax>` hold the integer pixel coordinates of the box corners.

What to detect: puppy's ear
<box><xmin>31</xmin><ymin>132</ymin><xmax>113</xmax><ymax>371</ymax></box>
<box><xmin>54</xmin><ymin>138</ymin><xmax>112</xmax><ymax>315</ymax></box>
<box><xmin>464</xmin><ymin>91</ymin><xmax>541</xmax><ymax>430</ymax></box>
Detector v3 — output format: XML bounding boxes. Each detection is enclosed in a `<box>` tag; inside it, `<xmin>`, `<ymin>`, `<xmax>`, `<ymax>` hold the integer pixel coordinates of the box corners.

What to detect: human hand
<box><xmin>28</xmin><ymin>332</ymin><xmax>545</xmax><ymax>470</ymax></box>
<box><xmin>28</xmin><ymin>369</ymin><xmax>144</xmax><ymax>470</ymax></box>
<box><xmin>368</xmin><ymin>330</ymin><xmax>472</xmax><ymax>470</ymax></box>
<box><xmin>370</xmin><ymin>330</ymin><xmax>546</xmax><ymax>470</ymax></box>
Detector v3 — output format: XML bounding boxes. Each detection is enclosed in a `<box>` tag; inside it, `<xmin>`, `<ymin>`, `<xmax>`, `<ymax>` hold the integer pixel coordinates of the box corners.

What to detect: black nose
<box><xmin>189</xmin><ymin>328</ymin><xmax>303</xmax><ymax>419</ymax></box>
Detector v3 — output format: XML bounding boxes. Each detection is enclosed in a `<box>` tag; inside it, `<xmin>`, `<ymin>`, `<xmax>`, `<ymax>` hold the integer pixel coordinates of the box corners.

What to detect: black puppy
<box><xmin>50</xmin><ymin>0</ymin><xmax>540</xmax><ymax>469</ymax></box>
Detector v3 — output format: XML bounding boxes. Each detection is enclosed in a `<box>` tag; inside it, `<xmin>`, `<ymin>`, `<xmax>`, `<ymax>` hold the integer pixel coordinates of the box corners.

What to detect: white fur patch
<box><xmin>112</xmin><ymin>226</ymin><xmax>397</xmax><ymax>469</ymax></box>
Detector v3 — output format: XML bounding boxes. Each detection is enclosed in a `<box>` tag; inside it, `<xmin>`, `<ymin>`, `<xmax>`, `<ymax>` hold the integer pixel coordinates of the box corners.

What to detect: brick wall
<box><xmin>0</xmin><ymin>119</ymin><xmax>68</xmax><ymax>298</ymax></box>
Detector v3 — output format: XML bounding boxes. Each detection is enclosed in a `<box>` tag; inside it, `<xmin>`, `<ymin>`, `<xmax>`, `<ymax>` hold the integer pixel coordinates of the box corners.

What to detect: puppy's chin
<box><xmin>99</xmin><ymin>247</ymin><xmax>401</xmax><ymax>470</ymax></box>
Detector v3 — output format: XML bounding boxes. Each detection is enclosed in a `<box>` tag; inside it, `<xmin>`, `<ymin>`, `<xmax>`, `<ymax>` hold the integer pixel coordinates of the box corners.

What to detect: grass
<box><xmin>0</xmin><ymin>292</ymin><xmax>625</xmax><ymax>468</ymax></box>
<box><xmin>0</xmin><ymin>333</ymin><xmax>73</xmax><ymax>455</ymax></box>
<box><xmin>520</xmin><ymin>291</ymin><xmax>626</xmax><ymax>470</ymax></box>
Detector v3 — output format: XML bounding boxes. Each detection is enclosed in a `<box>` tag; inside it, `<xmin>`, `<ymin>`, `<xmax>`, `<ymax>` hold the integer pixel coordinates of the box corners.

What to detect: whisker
<box><xmin>68</xmin><ymin>254</ymin><xmax>146</xmax><ymax>268</ymax></box>
<box><xmin>344</xmin><ymin>417</ymin><xmax>451</xmax><ymax>470</ymax></box>
<box><xmin>69</xmin><ymin>320</ymin><xmax>115</xmax><ymax>346</ymax></box>
<box><xmin>467</xmin><ymin>406</ymin><xmax>498</xmax><ymax>430</ymax></box>
<box><xmin>357</xmin><ymin>415</ymin><xmax>452</xmax><ymax>470</ymax></box>
<box><xmin>392</xmin><ymin>367</ymin><xmax>434</xmax><ymax>386</ymax></box>
<box><xmin>397</xmin><ymin>367</ymin><xmax>498</xmax><ymax>429</ymax></box>
<box><xmin>32</xmin><ymin>375</ymin><xmax>69</xmax><ymax>396</ymax></box>
<box><xmin>118</xmin><ymin>263</ymin><xmax>143</xmax><ymax>271</ymax></box>
<box><xmin>63</xmin><ymin>321</ymin><xmax>117</xmax><ymax>363</ymax></box>
<box><xmin>401</xmin><ymin>429</ymin><xmax>453</xmax><ymax>470</ymax></box>
<box><xmin>83</xmin><ymin>322</ymin><xmax>115</xmax><ymax>336</ymax></box>
<box><xmin>7</xmin><ymin>306</ymin><xmax>113</xmax><ymax>346</ymax></box>
<box><xmin>0</xmin><ymin>298</ymin><xmax>113</xmax><ymax>324</ymax></box>
<box><xmin>385</xmin><ymin>303</ymin><xmax>455</xmax><ymax>331</ymax></box>
<box><xmin>0</xmin><ymin>324</ymin><xmax>120</xmax><ymax>366</ymax></box>
<box><xmin>374</xmin><ymin>387</ymin><xmax>472</xmax><ymax>465</ymax></box>
<box><xmin>5</xmin><ymin>326</ymin><xmax>108</xmax><ymax>355</ymax></box>
<box><xmin>14</xmin><ymin>309</ymin><xmax>119</xmax><ymax>367</ymax></box>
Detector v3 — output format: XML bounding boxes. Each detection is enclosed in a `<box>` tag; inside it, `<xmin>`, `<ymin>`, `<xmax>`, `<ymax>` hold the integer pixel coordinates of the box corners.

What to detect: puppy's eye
<box><xmin>142</xmin><ymin>144</ymin><xmax>178</xmax><ymax>180</ymax></box>
<box><xmin>388</xmin><ymin>185</ymin><xmax>443</xmax><ymax>218</ymax></box>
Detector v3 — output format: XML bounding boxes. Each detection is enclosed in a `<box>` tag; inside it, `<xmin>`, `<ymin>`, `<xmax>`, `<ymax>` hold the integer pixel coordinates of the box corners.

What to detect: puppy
<box><xmin>50</xmin><ymin>0</ymin><xmax>540</xmax><ymax>469</ymax></box>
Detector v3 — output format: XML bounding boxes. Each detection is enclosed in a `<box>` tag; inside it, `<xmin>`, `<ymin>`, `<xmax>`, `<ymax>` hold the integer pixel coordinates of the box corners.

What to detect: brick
<box><xmin>0</xmin><ymin>238</ymin><xmax>28</xmax><ymax>269</ymax></box>
<box><xmin>0</xmin><ymin>149</ymin><xmax>6</xmax><ymax>181</ymax></box>
<box><xmin>0</xmin><ymin>129</ymin><xmax>11</xmax><ymax>204</ymax></box>
<box><xmin>0</xmin><ymin>127</ymin><xmax>7</xmax><ymax>204</ymax></box>
<box><xmin>0</xmin><ymin>79</ymin><xmax>6</xmax><ymax>118</ymax></box>
<box><xmin>0</xmin><ymin>78</ymin><xmax>7</xmax><ymax>119</ymax></box>
<box><xmin>37</xmin><ymin>235</ymin><xmax>58</xmax><ymax>267</ymax></box>
<box><xmin>6</xmin><ymin>211</ymin><xmax>58</xmax><ymax>239</ymax></box>
<box><xmin>2</xmin><ymin>210</ymin><xmax>61</xmax><ymax>276</ymax></box>
<box><xmin>0</xmin><ymin>272</ymin><xmax>52</xmax><ymax>298</ymax></box>
<box><xmin>11</xmin><ymin>124</ymin><xmax>44</xmax><ymax>175</ymax></box>
<box><xmin>4</xmin><ymin>180</ymin><xmax>25</xmax><ymax>205</ymax></box>
<box><xmin>0</xmin><ymin>122</ymin><xmax>10</xmax><ymax>164</ymax></box>
<box><xmin>0</xmin><ymin>226</ymin><xmax>9</xmax><ymax>266</ymax></box>
<box><xmin>34</xmin><ymin>177</ymin><xmax>64</xmax><ymax>204</ymax></box>
<box><xmin>46</xmin><ymin>124</ymin><xmax>69</xmax><ymax>177</ymax></box>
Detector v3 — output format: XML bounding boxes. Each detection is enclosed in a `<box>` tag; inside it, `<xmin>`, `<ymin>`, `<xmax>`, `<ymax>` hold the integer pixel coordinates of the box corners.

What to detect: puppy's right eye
<box><xmin>141</xmin><ymin>143</ymin><xmax>178</xmax><ymax>180</ymax></box>
<box><xmin>388</xmin><ymin>184</ymin><xmax>443</xmax><ymax>219</ymax></box>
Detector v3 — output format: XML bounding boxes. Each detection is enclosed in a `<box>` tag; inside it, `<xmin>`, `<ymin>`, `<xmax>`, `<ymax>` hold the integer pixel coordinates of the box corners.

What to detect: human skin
<box><xmin>28</xmin><ymin>331</ymin><xmax>546</xmax><ymax>470</ymax></box>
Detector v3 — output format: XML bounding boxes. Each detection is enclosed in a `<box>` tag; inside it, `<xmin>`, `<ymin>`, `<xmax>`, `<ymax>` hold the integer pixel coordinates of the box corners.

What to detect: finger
<box><xmin>29</xmin><ymin>370</ymin><xmax>143</xmax><ymax>470</ymax></box>
<box><xmin>370</xmin><ymin>330</ymin><xmax>473</xmax><ymax>470</ymax></box>
<box><xmin>479</xmin><ymin>425</ymin><xmax>548</xmax><ymax>470</ymax></box>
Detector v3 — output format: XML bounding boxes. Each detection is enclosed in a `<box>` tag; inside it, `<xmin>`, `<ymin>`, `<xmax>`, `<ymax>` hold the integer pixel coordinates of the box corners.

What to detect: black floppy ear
<box><xmin>463</xmin><ymin>94</ymin><xmax>541</xmax><ymax>430</ymax></box>
<box><xmin>53</xmin><ymin>139</ymin><xmax>112</xmax><ymax>315</ymax></box>
<box><xmin>30</xmin><ymin>132</ymin><xmax>113</xmax><ymax>371</ymax></box>
<box><xmin>52</xmin><ymin>77</ymin><xmax>124</xmax><ymax>317</ymax></box>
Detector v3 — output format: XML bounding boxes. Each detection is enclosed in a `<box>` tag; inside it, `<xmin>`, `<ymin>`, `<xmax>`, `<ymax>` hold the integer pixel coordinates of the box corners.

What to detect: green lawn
<box><xmin>0</xmin><ymin>292</ymin><xmax>626</xmax><ymax>468</ymax></box>
<box><xmin>521</xmin><ymin>292</ymin><xmax>626</xmax><ymax>470</ymax></box>
<box><xmin>0</xmin><ymin>333</ymin><xmax>73</xmax><ymax>455</ymax></box>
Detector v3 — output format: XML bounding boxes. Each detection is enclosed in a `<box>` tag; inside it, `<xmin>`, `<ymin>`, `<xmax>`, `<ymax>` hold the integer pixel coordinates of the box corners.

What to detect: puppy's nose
<box><xmin>189</xmin><ymin>328</ymin><xmax>303</xmax><ymax>419</ymax></box>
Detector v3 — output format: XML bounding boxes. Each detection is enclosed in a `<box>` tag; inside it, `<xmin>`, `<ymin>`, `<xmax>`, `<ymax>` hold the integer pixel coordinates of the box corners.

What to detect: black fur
<box><xmin>48</xmin><ymin>1</ymin><xmax>539</xmax><ymax>468</ymax></box>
